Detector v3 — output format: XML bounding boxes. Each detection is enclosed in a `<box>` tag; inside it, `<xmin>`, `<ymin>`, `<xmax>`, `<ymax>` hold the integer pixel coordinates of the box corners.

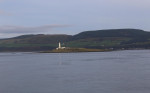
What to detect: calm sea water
<box><xmin>0</xmin><ymin>50</ymin><xmax>150</xmax><ymax>93</ymax></box>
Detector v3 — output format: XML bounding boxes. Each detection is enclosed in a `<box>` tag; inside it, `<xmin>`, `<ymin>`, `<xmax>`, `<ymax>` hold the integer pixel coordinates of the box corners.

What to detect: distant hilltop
<box><xmin>0</xmin><ymin>29</ymin><xmax>150</xmax><ymax>51</ymax></box>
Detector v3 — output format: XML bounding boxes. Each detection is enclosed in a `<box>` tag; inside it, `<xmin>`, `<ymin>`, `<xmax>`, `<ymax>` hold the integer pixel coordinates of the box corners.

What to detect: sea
<box><xmin>0</xmin><ymin>50</ymin><xmax>150</xmax><ymax>93</ymax></box>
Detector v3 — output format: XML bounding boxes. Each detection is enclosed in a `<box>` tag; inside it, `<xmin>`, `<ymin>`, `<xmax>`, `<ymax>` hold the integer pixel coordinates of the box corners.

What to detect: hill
<box><xmin>67</xmin><ymin>29</ymin><xmax>150</xmax><ymax>49</ymax></box>
<box><xmin>0</xmin><ymin>34</ymin><xmax>72</xmax><ymax>51</ymax></box>
<box><xmin>0</xmin><ymin>29</ymin><xmax>150</xmax><ymax>51</ymax></box>
<box><xmin>72</xmin><ymin>29</ymin><xmax>150</xmax><ymax>39</ymax></box>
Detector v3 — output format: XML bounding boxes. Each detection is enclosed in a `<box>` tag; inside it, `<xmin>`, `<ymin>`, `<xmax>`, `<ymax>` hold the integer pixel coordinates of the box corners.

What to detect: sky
<box><xmin>0</xmin><ymin>0</ymin><xmax>150</xmax><ymax>38</ymax></box>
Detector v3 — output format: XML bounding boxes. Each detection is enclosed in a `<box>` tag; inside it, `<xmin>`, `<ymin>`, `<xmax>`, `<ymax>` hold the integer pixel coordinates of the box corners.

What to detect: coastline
<box><xmin>40</xmin><ymin>48</ymin><xmax>113</xmax><ymax>53</ymax></box>
<box><xmin>0</xmin><ymin>48</ymin><xmax>149</xmax><ymax>53</ymax></box>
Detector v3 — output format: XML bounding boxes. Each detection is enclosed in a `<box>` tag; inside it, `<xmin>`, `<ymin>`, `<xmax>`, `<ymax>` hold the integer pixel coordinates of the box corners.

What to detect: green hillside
<box><xmin>0</xmin><ymin>34</ymin><xmax>72</xmax><ymax>51</ymax></box>
<box><xmin>1</xmin><ymin>34</ymin><xmax>71</xmax><ymax>44</ymax></box>
<box><xmin>68</xmin><ymin>29</ymin><xmax>150</xmax><ymax>49</ymax></box>
<box><xmin>73</xmin><ymin>29</ymin><xmax>149</xmax><ymax>39</ymax></box>
<box><xmin>0</xmin><ymin>29</ymin><xmax>150</xmax><ymax>51</ymax></box>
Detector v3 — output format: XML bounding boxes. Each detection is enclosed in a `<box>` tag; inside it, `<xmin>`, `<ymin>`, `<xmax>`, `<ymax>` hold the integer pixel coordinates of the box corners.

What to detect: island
<box><xmin>40</xmin><ymin>48</ymin><xmax>111</xmax><ymax>53</ymax></box>
<box><xmin>40</xmin><ymin>42</ymin><xmax>111</xmax><ymax>53</ymax></box>
<box><xmin>0</xmin><ymin>29</ymin><xmax>150</xmax><ymax>52</ymax></box>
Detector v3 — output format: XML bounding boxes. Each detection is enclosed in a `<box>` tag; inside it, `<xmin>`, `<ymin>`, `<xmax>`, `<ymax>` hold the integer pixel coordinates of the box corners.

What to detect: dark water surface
<box><xmin>0</xmin><ymin>50</ymin><xmax>150</xmax><ymax>93</ymax></box>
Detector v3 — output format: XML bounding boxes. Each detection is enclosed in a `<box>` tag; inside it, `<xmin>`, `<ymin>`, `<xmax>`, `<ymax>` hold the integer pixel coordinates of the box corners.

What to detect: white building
<box><xmin>56</xmin><ymin>42</ymin><xmax>66</xmax><ymax>50</ymax></box>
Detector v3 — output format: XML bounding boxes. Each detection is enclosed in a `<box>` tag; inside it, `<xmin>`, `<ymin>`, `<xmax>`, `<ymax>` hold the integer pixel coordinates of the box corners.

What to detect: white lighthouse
<box><xmin>58</xmin><ymin>42</ymin><xmax>61</xmax><ymax>48</ymax></box>
<box><xmin>56</xmin><ymin>42</ymin><xmax>66</xmax><ymax>50</ymax></box>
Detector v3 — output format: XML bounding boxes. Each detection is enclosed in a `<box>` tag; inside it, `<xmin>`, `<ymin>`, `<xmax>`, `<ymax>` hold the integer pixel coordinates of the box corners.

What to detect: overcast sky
<box><xmin>0</xmin><ymin>0</ymin><xmax>150</xmax><ymax>38</ymax></box>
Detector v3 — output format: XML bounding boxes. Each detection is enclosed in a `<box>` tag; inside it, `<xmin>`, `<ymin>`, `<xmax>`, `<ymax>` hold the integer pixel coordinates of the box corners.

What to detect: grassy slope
<box><xmin>67</xmin><ymin>29</ymin><xmax>150</xmax><ymax>49</ymax></box>
<box><xmin>65</xmin><ymin>37</ymin><xmax>131</xmax><ymax>48</ymax></box>
<box><xmin>0</xmin><ymin>34</ymin><xmax>71</xmax><ymax>51</ymax></box>
<box><xmin>0</xmin><ymin>29</ymin><xmax>150</xmax><ymax>51</ymax></box>
<box><xmin>41</xmin><ymin>48</ymin><xmax>110</xmax><ymax>53</ymax></box>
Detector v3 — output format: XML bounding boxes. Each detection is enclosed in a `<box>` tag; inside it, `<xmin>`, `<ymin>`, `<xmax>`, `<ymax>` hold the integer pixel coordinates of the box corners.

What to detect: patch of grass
<box><xmin>0</xmin><ymin>43</ymin><xmax>57</xmax><ymax>47</ymax></box>
<box><xmin>41</xmin><ymin>48</ymin><xmax>111</xmax><ymax>53</ymax></box>
<box><xmin>65</xmin><ymin>37</ymin><xmax>130</xmax><ymax>48</ymax></box>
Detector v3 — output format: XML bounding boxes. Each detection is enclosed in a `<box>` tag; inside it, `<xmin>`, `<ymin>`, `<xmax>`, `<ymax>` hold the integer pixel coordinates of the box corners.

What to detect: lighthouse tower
<box><xmin>58</xmin><ymin>42</ymin><xmax>61</xmax><ymax>48</ymax></box>
<box><xmin>56</xmin><ymin>42</ymin><xmax>66</xmax><ymax>50</ymax></box>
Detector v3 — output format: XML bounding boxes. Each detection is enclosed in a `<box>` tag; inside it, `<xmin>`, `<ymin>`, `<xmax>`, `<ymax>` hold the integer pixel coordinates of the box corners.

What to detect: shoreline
<box><xmin>39</xmin><ymin>48</ymin><xmax>150</xmax><ymax>53</ymax></box>
<box><xmin>0</xmin><ymin>48</ymin><xmax>149</xmax><ymax>53</ymax></box>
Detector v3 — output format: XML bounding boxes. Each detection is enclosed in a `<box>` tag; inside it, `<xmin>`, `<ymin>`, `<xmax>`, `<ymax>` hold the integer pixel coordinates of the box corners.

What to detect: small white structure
<box><xmin>56</xmin><ymin>42</ymin><xmax>66</xmax><ymax>50</ymax></box>
<box><xmin>58</xmin><ymin>42</ymin><xmax>61</xmax><ymax>49</ymax></box>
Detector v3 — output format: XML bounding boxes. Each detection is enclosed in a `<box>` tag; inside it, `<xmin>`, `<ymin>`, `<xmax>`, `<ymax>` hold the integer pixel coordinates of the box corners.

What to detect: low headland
<box><xmin>0</xmin><ymin>29</ymin><xmax>150</xmax><ymax>52</ymax></box>
<box><xmin>40</xmin><ymin>48</ymin><xmax>112</xmax><ymax>53</ymax></box>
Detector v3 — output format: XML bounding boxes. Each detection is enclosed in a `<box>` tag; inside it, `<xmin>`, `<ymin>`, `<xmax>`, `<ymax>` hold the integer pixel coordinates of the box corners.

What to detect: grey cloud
<box><xmin>0</xmin><ymin>10</ymin><xmax>11</xmax><ymax>16</ymax></box>
<box><xmin>0</xmin><ymin>10</ymin><xmax>5</xmax><ymax>14</ymax></box>
<box><xmin>0</xmin><ymin>24</ymin><xmax>71</xmax><ymax>34</ymax></box>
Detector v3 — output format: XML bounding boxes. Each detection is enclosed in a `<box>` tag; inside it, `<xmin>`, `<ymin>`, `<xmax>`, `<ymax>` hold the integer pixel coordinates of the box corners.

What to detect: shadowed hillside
<box><xmin>1</xmin><ymin>34</ymin><xmax>72</xmax><ymax>44</ymax></box>
<box><xmin>72</xmin><ymin>29</ymin><xmax>150</xmax><ymax>40</ymax></box>
<box><xmin>0</xmin><ymin>34</ymin><xmax>72</xmax><ymax>51</ymax></box>
<box><xmin>0</xmin><ymin>29</ymin><xmax>150</xmax><ymax>51</ymax></box>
